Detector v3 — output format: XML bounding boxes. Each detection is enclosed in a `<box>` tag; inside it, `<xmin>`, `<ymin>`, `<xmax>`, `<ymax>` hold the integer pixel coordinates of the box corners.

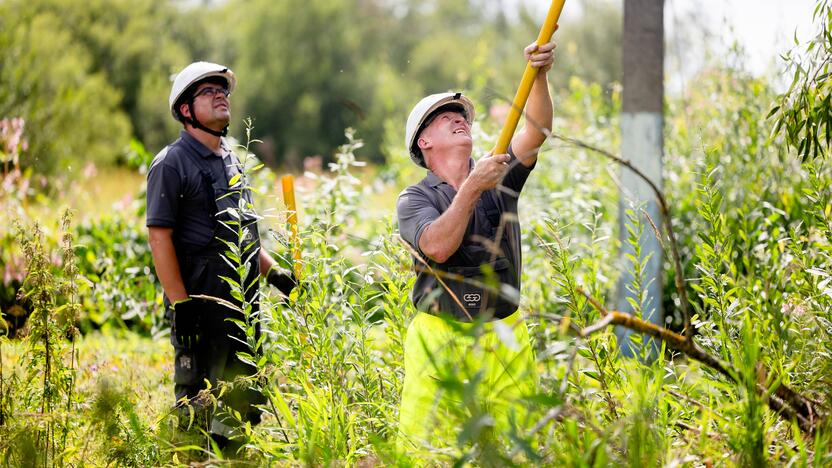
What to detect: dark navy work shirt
<box><xmin>397</xmin><ymin>147</ymin><xmax>535</xmax><ymax>320</ymax></box>
<box><xmin>146</xmin><ymin>131</ymin><xmax>239</xmax><ymax>254</ymax></box>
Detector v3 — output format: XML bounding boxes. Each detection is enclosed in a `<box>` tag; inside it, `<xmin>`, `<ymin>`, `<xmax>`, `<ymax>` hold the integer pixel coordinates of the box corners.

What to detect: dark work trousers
<box><xmin>171</xmin><ymin>296</ymin><xmax>264</xmax><ymax>437</ymax></box>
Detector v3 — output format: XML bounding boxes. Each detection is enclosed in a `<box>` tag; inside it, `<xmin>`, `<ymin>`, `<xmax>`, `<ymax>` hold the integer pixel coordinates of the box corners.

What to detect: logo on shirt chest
<box><xmin>179</xmin><ymin>355</ymin><xmax>192</xmax><ymax>370</ymax></box>
<box><xmin>243</xmin><ymin>228</ymin><xmax>253</xmax><ymax>242</ymax></box>
<box><xmin>463</xmin><ymin>293</ymin><xmax>481</xmax><ymax>306</ymax></box>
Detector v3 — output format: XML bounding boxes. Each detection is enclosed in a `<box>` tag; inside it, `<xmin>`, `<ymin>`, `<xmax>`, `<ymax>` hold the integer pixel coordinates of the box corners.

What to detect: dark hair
<box><xmin>410</xmin><ymin>103</ymin><xmax>468</xmax><ymax>159</ymax></box>
<box><xmin>173</xmin><ymin>75</ymin><xmax>230</xmax><ymax>122</ymax></box>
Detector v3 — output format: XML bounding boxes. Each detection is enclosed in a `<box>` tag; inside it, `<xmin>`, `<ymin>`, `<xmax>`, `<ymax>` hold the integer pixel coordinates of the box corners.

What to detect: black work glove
<box><xmin>267</xmin><ymin>266</ymin><xmax>297</xmax><ymax>296</ymax></box>
<box><xmin>172</xmin><ymin>299</ymin><xmax>202</xmax><ymax>348</ymax></box>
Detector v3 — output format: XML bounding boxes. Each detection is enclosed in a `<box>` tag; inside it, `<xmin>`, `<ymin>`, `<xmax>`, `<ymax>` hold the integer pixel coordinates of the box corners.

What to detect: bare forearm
<box><xmin>419</xmin><ymin>181</ymin><xmax>481</xmax><ymax>263</ymax></box>
<box><xmin>148</xmin><ymin>229</ymin><xmax>188</xmax><ymax>303</ymax></box>
<box><xmin>527</xmin><ymin>73</ymin><xmax>553</xmax><ymax>139</ymax></box>
<box><xmin>513</xmin><ymin>71</ymin><xmax>554</xmax><ymax>167</ymax></box>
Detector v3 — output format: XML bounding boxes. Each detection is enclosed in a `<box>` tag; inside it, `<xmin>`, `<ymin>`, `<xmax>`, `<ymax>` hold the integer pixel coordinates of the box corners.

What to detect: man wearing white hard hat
<box><xmin>396</xmin><ymin>41</ymin><xmax>555</xmax><ymax>452</ymax></box>
<box><xmin>146</xmin><ymin>61</ymin><xmax>296</xmax><ymax>450</ymax></box>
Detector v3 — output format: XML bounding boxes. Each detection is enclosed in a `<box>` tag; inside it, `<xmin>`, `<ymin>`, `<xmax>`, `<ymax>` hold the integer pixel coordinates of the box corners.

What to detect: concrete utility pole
<box><xmin>616</xmin><ymin>0</ymin><xmax>664</xmax><ymax>357</ymax></box>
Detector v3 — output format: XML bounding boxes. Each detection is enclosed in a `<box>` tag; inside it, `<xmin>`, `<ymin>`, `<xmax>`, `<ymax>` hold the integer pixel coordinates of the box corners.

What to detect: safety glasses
<box><xmin>194</xmin><ymin>86</ymin><xmax>230</xmax><ymax>99</ymax></box>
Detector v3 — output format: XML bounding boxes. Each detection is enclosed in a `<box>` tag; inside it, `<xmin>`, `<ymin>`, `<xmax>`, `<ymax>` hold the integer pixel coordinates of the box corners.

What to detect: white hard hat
<box><xmin>169</xmin><ymin>61</ymin><xmax>236</xmax><ymax>120</ymax></box>
<box><xmin>405</xmin><ymin>92</ymin><xmax>475</xmax><ymax>167</ymax></box>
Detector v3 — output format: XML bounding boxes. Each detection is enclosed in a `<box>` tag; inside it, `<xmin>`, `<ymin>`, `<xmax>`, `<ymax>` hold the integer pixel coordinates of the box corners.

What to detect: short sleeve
<box><xmin>146</xmin><ymin>159</ymin><xmax>182</xmax><ymax>227</ymax></box>
<box><xmin>397</xmin><ymin>187</ymin><xmax>440</xmax><ymax>258</ymax></box>
<box><xmin>500</xmin><ymin>144</ymin><xmax>536</xmax><ymax>195</ymax></box>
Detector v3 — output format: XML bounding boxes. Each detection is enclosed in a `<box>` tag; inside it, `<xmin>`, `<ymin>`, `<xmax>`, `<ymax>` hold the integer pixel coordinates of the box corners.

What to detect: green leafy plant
<box><xmin>1</xmin><ymin>210</ymin><xmax>79</xmax><ymax>465</ymax></box>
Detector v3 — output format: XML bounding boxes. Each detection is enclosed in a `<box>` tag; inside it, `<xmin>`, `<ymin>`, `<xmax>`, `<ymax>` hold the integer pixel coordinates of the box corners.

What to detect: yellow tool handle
<box><xmin>281</xmin><ymin>174</ymin><xmax>302</xmax><ymax>278</ymax></box>
<box><xmin>493</xmin><ymin>0</ymin><xmax>565</xmax><ymax>155</ymax></box>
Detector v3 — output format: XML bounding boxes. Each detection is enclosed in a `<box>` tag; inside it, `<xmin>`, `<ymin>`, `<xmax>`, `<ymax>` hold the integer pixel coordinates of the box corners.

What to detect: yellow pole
<box><xmin>493</xmin><ymin>0</ymin><xmax>565</xmax><ymax>155</ymax></box>
<box><xmin>281</xmin><ymin>174</ymin><xmax>302</xmax><ymax>278</ymax></box>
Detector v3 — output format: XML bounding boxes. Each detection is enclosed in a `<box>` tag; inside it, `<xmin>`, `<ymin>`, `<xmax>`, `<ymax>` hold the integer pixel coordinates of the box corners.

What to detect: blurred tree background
<box><xmin>0</xmin><ymin>0</ymin><xmax>622</xmax><ymax>173</ymax></box>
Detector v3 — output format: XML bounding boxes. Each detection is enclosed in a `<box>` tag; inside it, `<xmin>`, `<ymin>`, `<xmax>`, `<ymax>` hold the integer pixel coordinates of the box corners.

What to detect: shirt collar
<box><xmin>425</xmin><ymin>157</ymin><xmax>475</xmax><ymax>187</ymax></box>
<box><xmin>179</xmin><ymin>130</ymin><xmax>225</xmax><ymax>159</ymax></box>
<box><xmin>424</xmin><ymin>171</ymin><xmax>443</xmax><ymax>187</ymax></box>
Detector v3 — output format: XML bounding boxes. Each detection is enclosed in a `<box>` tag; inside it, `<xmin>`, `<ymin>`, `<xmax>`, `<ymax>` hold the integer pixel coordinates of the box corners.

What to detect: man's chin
<box><xmin>213</xmin><ymin>115</ymin><xmax>231</xmax><ymax>128</ymax></box>
<box><xmin>213</xmin><ymin>108</ymin><xmax>231</xmax><ymax>120</ymax></box>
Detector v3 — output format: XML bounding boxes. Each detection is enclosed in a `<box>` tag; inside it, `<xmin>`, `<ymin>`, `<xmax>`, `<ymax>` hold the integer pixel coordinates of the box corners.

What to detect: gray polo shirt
<box><xmin>146</xmin><ymin>130</ymin><xmax>240</xmax><ymax>254</ymax></box>
<box><xmin>397</xmin><ymin>148</ymin><xmax>535</xmax><ymax>320</ymax></box>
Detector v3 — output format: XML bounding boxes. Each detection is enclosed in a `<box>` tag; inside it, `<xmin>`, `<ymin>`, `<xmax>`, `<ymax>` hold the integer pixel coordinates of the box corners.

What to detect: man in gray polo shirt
<box><xmin>396</xmin><ymin>41</ymin><xmax>555</xmax><ymax>451</ymax></box>
<box><xmin>146</xmin><ymin>61</ymin><xmax>295</xmax><ymax>451</ymax></box>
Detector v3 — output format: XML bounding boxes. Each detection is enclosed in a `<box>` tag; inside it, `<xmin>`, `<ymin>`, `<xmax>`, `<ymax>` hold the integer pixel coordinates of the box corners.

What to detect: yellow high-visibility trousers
<box><xmin>397</xmin><ymin>310</ymin><xmax>538</xmax><ymax>453</ymax></box>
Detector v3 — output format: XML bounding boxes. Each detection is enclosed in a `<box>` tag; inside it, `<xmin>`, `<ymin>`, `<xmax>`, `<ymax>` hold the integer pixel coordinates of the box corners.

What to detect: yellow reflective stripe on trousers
<box><xmin>397</xmin><ymin>310</ymin><xmax>538</xmax><ymax>453</ymax></box>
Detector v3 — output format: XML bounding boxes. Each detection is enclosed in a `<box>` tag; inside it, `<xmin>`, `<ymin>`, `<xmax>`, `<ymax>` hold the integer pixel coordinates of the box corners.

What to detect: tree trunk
<box><xmin>616</xmin><ymin>0</ymin><xmax>665</xmax><ymax>358</ymax></box>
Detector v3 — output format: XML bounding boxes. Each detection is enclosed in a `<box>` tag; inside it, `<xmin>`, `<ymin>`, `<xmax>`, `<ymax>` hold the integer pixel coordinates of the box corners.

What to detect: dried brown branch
<box><xmin>550</xmin><ymin>132</ymin><xmax>692</xmax><ymax>338</ymax></box>
<box><xmin>578</xmin><ymin>313</ymin><xmax>615</xmax><ymax>337</ymax></box>
<box><xmin>575</xmin><ymin>287</ymin><xmax>827</xmax><ymax>434</ymax></box>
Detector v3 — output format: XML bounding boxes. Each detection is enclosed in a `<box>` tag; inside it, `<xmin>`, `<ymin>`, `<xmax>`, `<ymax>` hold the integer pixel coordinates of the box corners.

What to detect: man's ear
<box><xmin>417</xmin><ymin>136</ymin><xmax>431</xmax><ymax>151</ymax></box>
<box><xmin>179</xmin><ymin>102</ymin><xmax>191</xmax><ymax>120</ymax></box>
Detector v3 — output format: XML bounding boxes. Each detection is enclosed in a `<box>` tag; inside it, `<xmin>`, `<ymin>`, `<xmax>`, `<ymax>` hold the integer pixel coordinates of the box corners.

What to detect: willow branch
<box><xmin>575</xmin><ymin>287</ymin><xmax>826</xmax><ymax>434</ymax></box>
<box><xmin>551</xmin><ymin>132</ymin><xmax>692</xmax><ymax>338</ymax></box>
<box><xmin>490</xmin><ymin>91</ymin><xmax>692</xmax><ymax>338</ymax></box>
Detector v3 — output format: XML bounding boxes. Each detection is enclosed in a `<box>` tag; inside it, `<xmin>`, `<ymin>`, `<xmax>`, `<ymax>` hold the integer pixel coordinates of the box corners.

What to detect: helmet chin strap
<box><xmin>183</xmin><ymin>99</ymin><xmax>229</xmax><ymax>137</ymax></box>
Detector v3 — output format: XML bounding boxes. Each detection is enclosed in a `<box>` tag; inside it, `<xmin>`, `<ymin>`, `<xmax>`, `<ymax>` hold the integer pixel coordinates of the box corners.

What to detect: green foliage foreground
<box><xmin>2</xmin><ymin>64</ymin><xmax>832</xmax><ymax>464</ymax></box>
